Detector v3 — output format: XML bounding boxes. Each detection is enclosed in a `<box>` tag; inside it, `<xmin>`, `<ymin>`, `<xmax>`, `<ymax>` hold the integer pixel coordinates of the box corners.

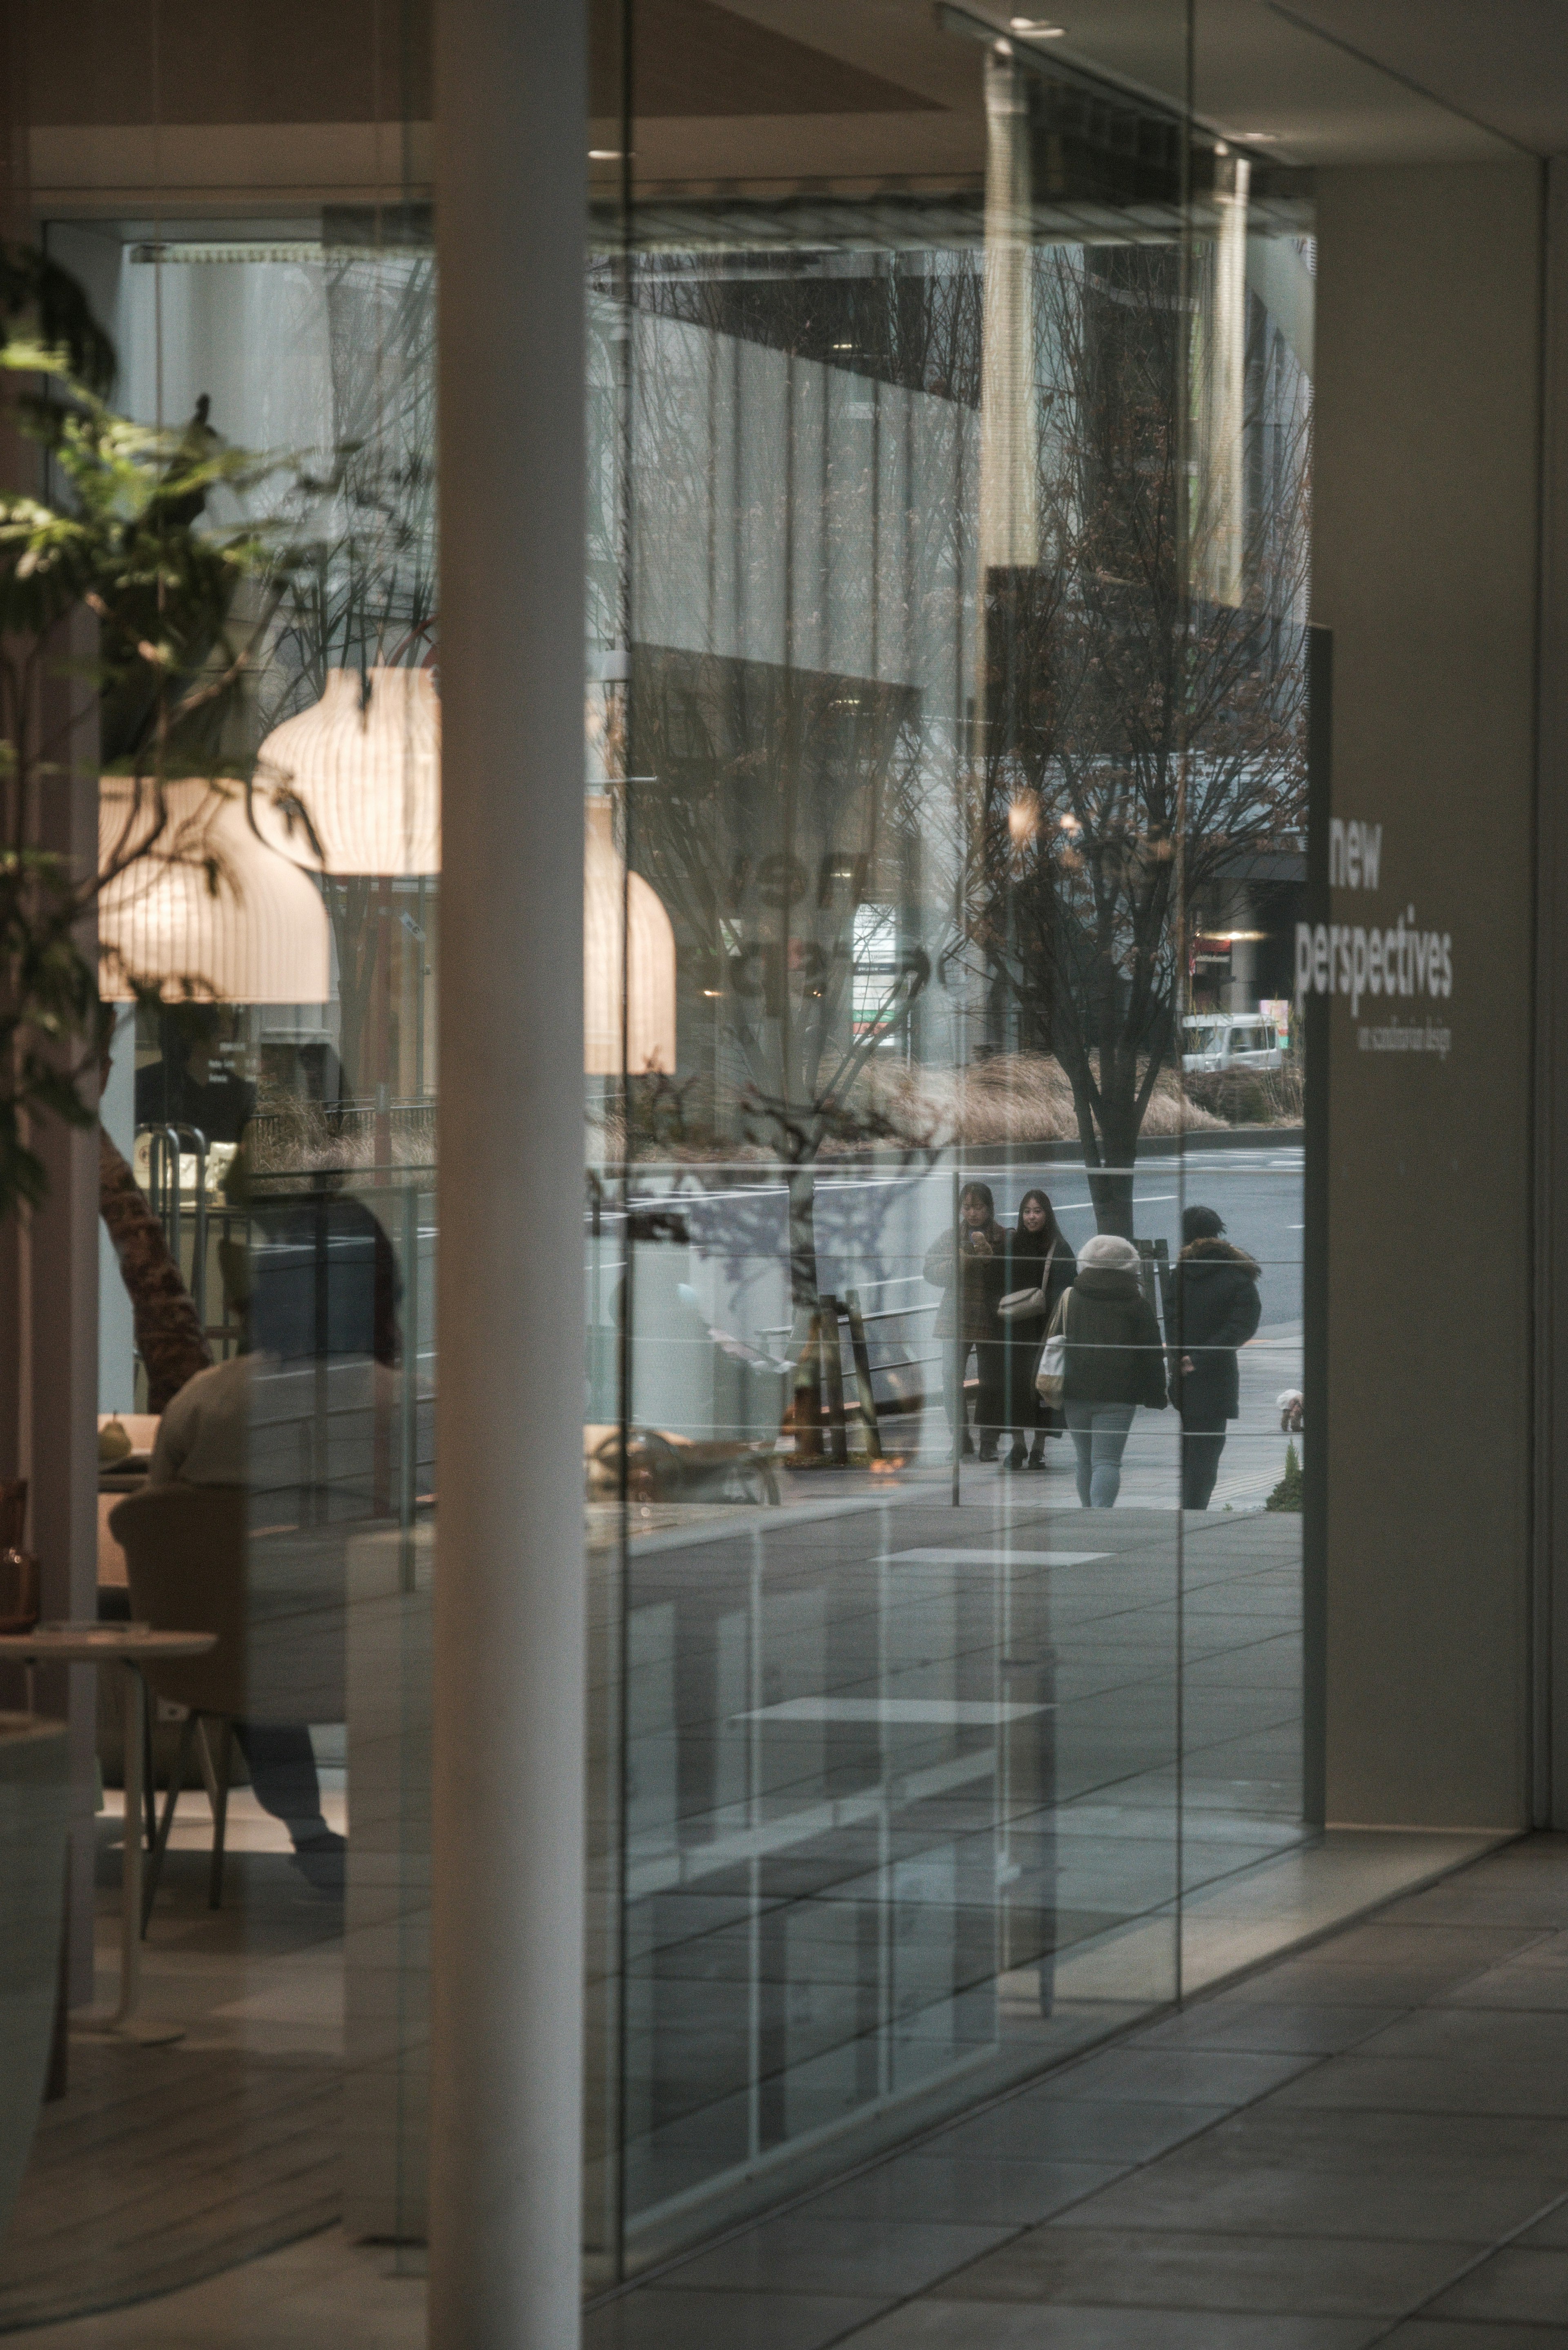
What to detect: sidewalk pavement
<box><xmin>588</xmin><ymin>1833</ymin><xmax>1568</xmax><ymax>2350</ymax></box>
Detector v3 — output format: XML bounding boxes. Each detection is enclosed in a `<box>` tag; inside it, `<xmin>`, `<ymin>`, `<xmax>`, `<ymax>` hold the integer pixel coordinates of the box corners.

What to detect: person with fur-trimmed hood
<box><xmin>1169</xmin><ymin>1204</ymin><xmax>1262</xmax><ymax>1509</ymax></box>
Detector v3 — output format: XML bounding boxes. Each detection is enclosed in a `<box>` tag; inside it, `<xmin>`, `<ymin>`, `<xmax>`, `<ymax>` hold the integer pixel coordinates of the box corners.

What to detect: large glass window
<box><xmin>585</xmin><ymin>0</ymin><xmax>1318</xmax><ymax>2274</ymax></box>
<box><xmin>9</xmin><ymin>6</ymin><xmax>1407</xmax><ymax>2330</ymax></box>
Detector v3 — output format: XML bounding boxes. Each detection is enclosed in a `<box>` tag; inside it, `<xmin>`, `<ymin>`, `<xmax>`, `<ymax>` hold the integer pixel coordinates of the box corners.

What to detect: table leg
<box><xmin>114</xmin><ymin>1662</ymin><xmax>144</xmax><ymax>2024</ymax></box>
<box><xmin>73</xmin><ymin>1662</ymin><xmax>181</xmax><ymax>2046</ymax></box>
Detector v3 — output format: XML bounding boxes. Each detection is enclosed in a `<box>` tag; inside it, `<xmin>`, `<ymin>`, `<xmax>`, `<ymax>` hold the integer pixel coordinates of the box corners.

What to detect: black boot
<box><xmin>1027</xmin><ymin>1434</ymin><xmax>1046</xmax><ymax>1469</ymax></box>
<box><xmin>1003</xmin><ymin>1439</ymin><xmax>1027</xmax><ymax>1470</ymax></box>
<box><xmin>978</xmin><ymin>1435</ymin><xmax>999</xmax><ymax>1463</ymax></box>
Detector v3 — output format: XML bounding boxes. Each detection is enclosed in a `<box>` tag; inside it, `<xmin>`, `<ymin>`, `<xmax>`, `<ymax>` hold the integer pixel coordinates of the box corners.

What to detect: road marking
<box><xmin>736</xmin><ymin>1697</ymin><xmax>1051</xmax><ymax>1725</ymax></box>
<box><xmin>890</xmin><ymin>1548</ymin><xmax>1109</xmax><ymax>1568</ymax></box>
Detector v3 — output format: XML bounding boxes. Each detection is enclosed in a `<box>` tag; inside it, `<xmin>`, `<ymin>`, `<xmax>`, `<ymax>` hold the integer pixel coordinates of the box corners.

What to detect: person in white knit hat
<box><xmin>1046</xmin><ymin>1231</ymin><xmax>1167</xmax><ymax>1508</ymax></box>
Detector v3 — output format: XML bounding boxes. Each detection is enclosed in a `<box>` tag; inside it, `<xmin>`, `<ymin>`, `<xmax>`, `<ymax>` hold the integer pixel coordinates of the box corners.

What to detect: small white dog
<box><xmin>1277</xmin><ymin>1389</ymin><xmax>1305</xmax><ymax>1434</ymax></box>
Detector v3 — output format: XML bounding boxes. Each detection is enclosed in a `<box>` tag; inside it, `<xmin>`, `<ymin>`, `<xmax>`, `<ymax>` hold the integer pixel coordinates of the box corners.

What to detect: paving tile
<box><xmin>1377</xmin><ymin>2326</ymin><xmax>1568</xmax><ymax>2348</ymax></box>
<box><xmin>931</xmin><ymin>2096</ymin><xmax>1228</xmax><ymax>2169</ymax></box>
<box><xmin>1129</xmin><ymin>2002</ymin><xmax>1405</xmax><ymax>2056</ymax></box>
<box><xmin>1277</xmin><ymin>1923</ymin><xmax>1544</xmax><ymax>1975</ymax></box>
<box><xmin>1390</xmin><ymin>1851</ymin><xmax>1568</xmax><ymax>1930</ymax></box>
<box><xmin>1031</xmin><ymin>2046</ymin><xmax>1317</xmax><ymax>2107</ymax></box>
<box><xmin>584</xmin><ymin>2285</ymin><xmax>889</xmax><ymax>2350</ymax></box>
<box><xmin>842</xmin><ymin>2300</ymin><xmax>1382</xmax><ymax>2348</ymax></box>
<box><xmin>1039</xmin><ymin>2117</ymin><xmax>1568</xmax><ymax>2245</ymax></box>
<box><xmin>1345</xmin><ymin>2006</ymin><xmax>1568</xmax><ymax>2064</ymax></box>
<box><xmin>1423</xmin><ymin>2245</ymin><xmax>1568</xmax><ymax>2322</ymax></box>
<box><xmin>668</xmin><ymin>2214</ymin><xmax>1010</xmax><ymax>2300</ymax></box>
<box><xmin>1447</xmin><ymin>1942</ymin><xmax>1568</xmax><ymax>2012</ymax></box>
<box><xmin>1270</xmin><ymin>2055</ymin><xmax>1568</xmax><ymax>2116</ymax></box>
<box><xmin>1240</xmin><ymin>1959</ymin><xmax>1513</xmax><ymax>2008</ymax></box>
<box><xmin>824</xmin><ymin>2155</ymin><xmax>1121</xmax><ymax>2229</ymax></box>
<box><xmin>927</xmin><ymin>2225</ymin><xmax>1477</xmax><ymax>2314</ymax></box>
<box><xmin>1202</xmin><ymin>2100</ymin><xmax>1568</xmax><ymax>2178</ymax></box>
<box><xmin>1518</xmin><ymin>2198</ymin><xmax>1568</xmax><ymax>2247</ymax></box>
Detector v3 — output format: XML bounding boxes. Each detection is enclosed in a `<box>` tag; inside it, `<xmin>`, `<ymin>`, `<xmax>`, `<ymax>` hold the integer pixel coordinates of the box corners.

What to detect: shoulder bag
<box><xmin>998</xmin><ymin>1240</ymin><xmax>1057</xmax><ymax>1324</ymax></box>
<box><xmin>1035</xmin><ymin>1283</ymin><xmax>1072</xmax><ymax>1407</ymax></box>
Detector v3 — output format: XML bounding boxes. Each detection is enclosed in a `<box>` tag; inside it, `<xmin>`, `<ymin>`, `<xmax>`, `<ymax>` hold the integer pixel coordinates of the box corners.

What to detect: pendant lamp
<box><xmin>254</xmin><ymin>666</ymin><xmax>441</xmax><ymax>876</ymax></box>
<box><xmin>584</xmin><ymin>794</ymin><xmax>676</xmax><ymax>1076</ymax></box>
<box><xmin>98</xmin><ymin>776</ymin><xmax>331</xmax><ymax>1003</ymax></box>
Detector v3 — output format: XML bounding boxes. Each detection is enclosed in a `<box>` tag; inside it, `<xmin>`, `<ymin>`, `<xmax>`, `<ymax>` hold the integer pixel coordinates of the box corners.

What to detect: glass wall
<box><xmin>5</xmin><ymin>3</ymin><xmax>1336</xmax><ymax>2329</ymax></box>
<box><xmin>586</xmin><ymin>0</ymin><xmax>1316</xmax><ymax>2275</ymax></box>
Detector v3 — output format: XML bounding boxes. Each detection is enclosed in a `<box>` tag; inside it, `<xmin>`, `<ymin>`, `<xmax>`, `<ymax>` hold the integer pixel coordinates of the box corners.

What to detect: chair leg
<box><xmin>142</xmin><ymin>1711</ymin><xmax>197</xmax><ymax>1937</ymax></box>
<box><xmin>209</xmin><ymin>1719</ymin><xmax>234</xmax><ymax>1911</ymax></box>
<box><xmin>195</xmin><ymin>1718</ymin><xmax>221</xmax><ymax>1813</ymax></box>
<box><xmin>141</xmin><ymin>1692</ymin><xmax>157</xmax><ymax>1851</ymax></box>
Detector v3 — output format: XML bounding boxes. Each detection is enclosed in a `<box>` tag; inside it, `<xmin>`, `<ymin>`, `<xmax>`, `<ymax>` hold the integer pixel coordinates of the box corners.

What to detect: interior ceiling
<box><xmin>614</xmin><ymin>0</ymin><xmax>1568</xmax><ymax>190</ymax></box>
<box><xmin>29</xmin><ymin>0</ymin><xmax>1568</xmax><ymax>214</ymax></box>
<box><xmin>1259</xmin><ymin>0</ymin><xmax>1568</xmax><ymax>157</ymax></box>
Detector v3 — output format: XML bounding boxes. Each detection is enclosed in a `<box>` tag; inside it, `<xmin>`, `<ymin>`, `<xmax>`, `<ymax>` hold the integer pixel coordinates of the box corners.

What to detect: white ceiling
<box><xmin>724</xmin><ymin>0</ymin><xmax>1568</xmax><ymax>172</ymax></box>
<box><xmin>1261</xmin><ymin>0</ymin><xmax>1568</xmax><ymax>156</ymax></box>
<box><xmin>956</xmin><ymin>0</ymin><xmax>1568</xmax><ymax>164</ymax></box>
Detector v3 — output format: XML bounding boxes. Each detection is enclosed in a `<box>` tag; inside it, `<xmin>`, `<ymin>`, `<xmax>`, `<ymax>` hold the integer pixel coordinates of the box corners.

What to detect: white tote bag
<box><xmin>1036</xmin><ymin>1289</ymin><xmax>1072</xmax><ymax>1409</ymax></box>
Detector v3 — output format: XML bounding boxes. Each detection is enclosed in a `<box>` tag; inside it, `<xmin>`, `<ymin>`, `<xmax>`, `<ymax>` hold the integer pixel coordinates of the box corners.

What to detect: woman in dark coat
<box><xmin>1168</xmin><ymin>1204</ymin><xmax>1262</xmax><ymax>1509</ymax></box>
<box><xmin>923</xmin><ymin>1180</ymin><xmax>1008</xmax><ymax>1458</ymax></box>
<box><xmin>1054</xmin><ymin>1232</ymin><xmax>1168</xmax><ymax>1508</ymax></box>
<box><xmin>1000</xmin><ymin>1188</ymin><xmax>1076</xmax><ymax>1471</ymax></box>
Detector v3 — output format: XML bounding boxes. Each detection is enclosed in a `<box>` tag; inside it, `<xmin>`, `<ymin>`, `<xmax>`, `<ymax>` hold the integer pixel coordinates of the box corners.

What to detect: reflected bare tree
<box><xmin>958</xmin><ymin>240</ymin><xmax>1311</xmax><ymax>1231</ymax></box>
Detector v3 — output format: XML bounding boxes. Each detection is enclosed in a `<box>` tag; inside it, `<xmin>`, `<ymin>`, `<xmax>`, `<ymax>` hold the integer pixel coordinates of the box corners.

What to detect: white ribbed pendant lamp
<box><xmin>254</xmin><ymin>666</ymin><xmax>441</xmax><ymax>876</ymax></box>
<box><xmin>98</xmin><ymin>777</ymin><xmax>331</xmax><ymax>1003</ymax></box>
<box><xmin>584</xmin><ymin>795</ymin><xmax>676</xmax><ymax>1076</ymax></box>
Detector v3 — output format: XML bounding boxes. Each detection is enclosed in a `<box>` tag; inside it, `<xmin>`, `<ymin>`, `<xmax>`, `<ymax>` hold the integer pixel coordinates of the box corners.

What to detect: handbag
<box><xmin>998</xmin><ymin>1241</ymin><xmax>1056</xmax><ymax>1324</ymax></box>
<box><xmin>1036</xmin><ymin>1286</ymin><xmax>1071</xmax><ymax>1408</ymax></box>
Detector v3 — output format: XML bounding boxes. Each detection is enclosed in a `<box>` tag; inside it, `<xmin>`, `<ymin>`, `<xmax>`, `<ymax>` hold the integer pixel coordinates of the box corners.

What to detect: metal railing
<box><xmin>142</xmin><ymin>1124</ymin><xmax>209</xmax><ymax>1331</ymax></box>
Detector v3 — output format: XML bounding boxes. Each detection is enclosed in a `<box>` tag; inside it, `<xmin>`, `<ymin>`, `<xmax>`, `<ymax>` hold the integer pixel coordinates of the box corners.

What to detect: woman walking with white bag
<box><xmin>1038</xmin><ymin>1233</ymin><xmax>1167</xmax><ymax>1508</ymax></box>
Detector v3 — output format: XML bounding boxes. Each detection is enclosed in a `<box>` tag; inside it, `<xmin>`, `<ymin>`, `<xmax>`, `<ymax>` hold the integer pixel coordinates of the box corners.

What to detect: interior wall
<box><xmin>1312</xmin><ymin>159</ymin><xmax>1543</xmax><ymax>1828</ymax></box>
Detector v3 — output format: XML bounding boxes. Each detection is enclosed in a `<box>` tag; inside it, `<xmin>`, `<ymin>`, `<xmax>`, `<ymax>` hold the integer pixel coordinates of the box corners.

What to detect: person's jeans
<box><xmin>233</xmin><ymin>1723</ymin><xmax>330</xmax><ymax>1847</ymax></box>
<box><xmin>1181</xmin><ymin>1425</ymin><xmax>1227</xmax><ymax>1510</ymax></box>
<box><xmin>1064</xmin><ymin>1402</ymin><xmax>1135</xmax><ymax>1508</ymax></box>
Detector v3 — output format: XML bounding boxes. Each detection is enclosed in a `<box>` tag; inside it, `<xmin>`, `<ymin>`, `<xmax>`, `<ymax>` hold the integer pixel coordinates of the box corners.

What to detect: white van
<box><xmin>1181</xmin><ymin>1013</ymin><xmax>1285</xmax><ymax>1075</ymax></box>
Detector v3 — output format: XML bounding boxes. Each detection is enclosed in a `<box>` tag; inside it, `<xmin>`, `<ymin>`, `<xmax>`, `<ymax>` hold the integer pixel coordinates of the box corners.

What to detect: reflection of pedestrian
<box><xmin>149</xmin><ymin>1359</ymin><xmax>346</xmax><ymax>1893</ymax></box>
<box><xmin>135</xmin><ymin>1015</ymin><xmax>256</xmax><ymax>1143</ymax></box>
<box><xmin>1169</xmin><ymin>1205</ymin><xmax>1261</xmax><ymax>1509</ymax></box>
<box><xmin>1001</xmin><ymin>1190</ymin><xmax>1076</xmax><ymax>1471</ymax></box>
<box><xmin>924</xmin><ymin>1182</ymin><xmax>1007</xmax><ymax>1459</ymax></box>
<box><xmin>1051</xmin><ymin>1233</ymin><xmax>1167</xmax><ymax>1509</ymax></box>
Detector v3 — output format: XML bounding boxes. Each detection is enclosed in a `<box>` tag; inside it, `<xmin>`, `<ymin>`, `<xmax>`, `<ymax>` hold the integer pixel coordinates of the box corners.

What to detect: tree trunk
<box><xmin>785</xmin><ymin>1164</ymin><xmax>824</xmax><ymax>1460</ymax></box>
<box><xmin>98</xmin><ymin>1129</ymin><xmax>212</xmax><ymax>1411</ymax></box>
<box><xmin>1068</xmin><ymin>1077</ymin><xmax>1137</xmax><ymax>1237</ymax></box>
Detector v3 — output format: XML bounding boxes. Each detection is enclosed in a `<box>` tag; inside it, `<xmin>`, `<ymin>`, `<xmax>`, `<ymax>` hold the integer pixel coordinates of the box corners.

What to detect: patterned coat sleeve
<box><xmin>98</xmin><ymin>1127</ymin><xmax>213</xmax><ymax>1412</ymax></box>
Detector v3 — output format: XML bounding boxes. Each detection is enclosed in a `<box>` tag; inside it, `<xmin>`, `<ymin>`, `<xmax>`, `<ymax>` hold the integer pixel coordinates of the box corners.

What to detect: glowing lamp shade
<box><xmin>255</xmin><ymin>667</ymin><xmax>441</xmax><ymax>876</ymax></box>
<box><xmin>584</xmin><ymin>795</ymin><xmax>676</xmax><ymax>1076</ymax></box>
<box><xmin>98</xmin><ymin>778</ymin><xmax>331</xmax><ymax>1004</ymax></box>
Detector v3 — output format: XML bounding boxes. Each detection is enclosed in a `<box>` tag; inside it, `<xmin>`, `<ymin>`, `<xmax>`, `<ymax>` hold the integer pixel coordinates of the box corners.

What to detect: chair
<box><xmin>107</xmin><ymin>1483</ymin><xmax>249</xmax><ymax>1928</ymax></box>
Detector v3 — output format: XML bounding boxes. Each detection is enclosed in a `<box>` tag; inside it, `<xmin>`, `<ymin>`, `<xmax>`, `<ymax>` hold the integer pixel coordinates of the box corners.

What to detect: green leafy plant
<box><xmin>1265</xmin><ymin>1438</ymin><xmax>1303</xmax><ymax>1513</ymax></box>
<box><xmin>0</xmin><ymin>248</ymin><xmax>295</xmax><ymax>1215</ymax></box>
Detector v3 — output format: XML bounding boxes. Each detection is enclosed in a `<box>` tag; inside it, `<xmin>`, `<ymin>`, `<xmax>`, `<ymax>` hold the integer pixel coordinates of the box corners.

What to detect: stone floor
<box><xmin>585</xmin><ymin>1832</ymin><xmax>1568</xmax><ymax>2350</ymax></box>
<box><xmin>14</xmin><ymin>1833</ymin><xmax>1568</xmax><ymax>2346</ymax></box>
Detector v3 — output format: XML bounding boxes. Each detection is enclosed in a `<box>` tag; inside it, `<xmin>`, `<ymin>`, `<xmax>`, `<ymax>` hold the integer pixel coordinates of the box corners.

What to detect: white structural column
<box><xmin>978</xmin><ymin>47</ymin><xmax>1038</xmax><ymax>576</ymax></box>
<box><xmin>430</xmin><ymin>0</ymin><xmax>587</xmax><ymax>2343</ymax></box>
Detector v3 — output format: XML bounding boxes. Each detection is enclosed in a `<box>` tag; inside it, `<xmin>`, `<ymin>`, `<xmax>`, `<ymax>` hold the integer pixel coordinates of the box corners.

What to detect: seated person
<box><xmin>151</xmin><ymin>1359</ymin><xmax>346</xmax><ymax>1893</ymax></box>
